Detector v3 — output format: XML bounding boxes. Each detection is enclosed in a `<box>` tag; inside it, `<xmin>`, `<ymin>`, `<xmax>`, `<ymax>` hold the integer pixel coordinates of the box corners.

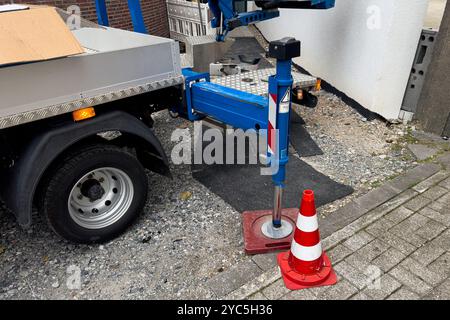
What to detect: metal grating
<box><xmin>211</xmin><ymin>68</ymin><xmax>317</xmax><ymax>96</ymax></box>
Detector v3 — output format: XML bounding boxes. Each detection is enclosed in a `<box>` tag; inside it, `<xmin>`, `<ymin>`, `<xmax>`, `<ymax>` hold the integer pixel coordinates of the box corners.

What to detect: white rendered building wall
<box><xmin>255</xmin><ymin>0</ymin><xmax>429</xmax><ymax>120</ymax></box>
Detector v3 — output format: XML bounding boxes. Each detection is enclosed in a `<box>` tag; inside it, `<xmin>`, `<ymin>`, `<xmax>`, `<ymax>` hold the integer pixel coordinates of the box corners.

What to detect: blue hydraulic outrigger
<box><xmin>175</xmin><ymin>1</ymin><xmax>335</xmax><ymax>246</ymax></box>
<box><xmin>93</xmin><ymin>0</ymin><xmax>335</xmax><ymax>248</ymax></box>
<box><xmin>178</xmin><ymin>38</ymin><xmax>301</xmax><ymax>243</ymax></box>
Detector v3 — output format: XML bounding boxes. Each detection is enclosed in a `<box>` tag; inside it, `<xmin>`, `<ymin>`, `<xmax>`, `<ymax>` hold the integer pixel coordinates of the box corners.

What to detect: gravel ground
<box><xmin>0</xmin><ymin>95</ymin><xmax>417</xmax><ymax>299</ymax></box>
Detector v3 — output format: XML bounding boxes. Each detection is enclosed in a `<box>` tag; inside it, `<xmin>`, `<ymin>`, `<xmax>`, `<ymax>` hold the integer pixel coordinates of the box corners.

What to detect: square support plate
<box><xmin>242</xmin><ymin>208</ymin><xmax>299</xmax><ymax>255</ymax></box>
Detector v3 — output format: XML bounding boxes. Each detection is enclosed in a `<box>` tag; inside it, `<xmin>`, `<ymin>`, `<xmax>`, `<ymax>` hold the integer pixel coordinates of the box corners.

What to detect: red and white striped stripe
<box><xmin>288</xmin><ymin>194</ymin><xmax>324</xmax><ymax>274</ymax></box>
<box><xmin>268</xmin><ymin>93</ymin><xmax>277</xmax><ymax>156</ymax></box>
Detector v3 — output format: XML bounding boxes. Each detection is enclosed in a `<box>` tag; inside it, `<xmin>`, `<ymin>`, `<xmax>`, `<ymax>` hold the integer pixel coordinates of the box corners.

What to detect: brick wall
<box><xmin>0</xmin><ymin>0</ymin><xmax>170</xmax><ymax>37</ymax></box>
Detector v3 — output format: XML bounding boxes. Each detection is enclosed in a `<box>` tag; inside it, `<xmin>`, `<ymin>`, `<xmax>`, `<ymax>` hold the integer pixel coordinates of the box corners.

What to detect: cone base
<box><xmin>242</xmin><ymin>208</ymin><xmax>298</xmax><ymax>255</ymax></box>
<box><xmin>277</xmin><ymin>251</ymin><xmax>337</xmax><ymax>291</ymax></box>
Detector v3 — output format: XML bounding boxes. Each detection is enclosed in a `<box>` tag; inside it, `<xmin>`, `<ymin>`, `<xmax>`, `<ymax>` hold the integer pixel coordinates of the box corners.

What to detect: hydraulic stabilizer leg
<box><xmin>261</xmin><ymin>38</ymin><xmax>300</xmax><ymax>240</ymax></box>
<box><xmin>242</xmin><ymin>38</ymin><xmax>301</xmax><ymax>254</ymax></box>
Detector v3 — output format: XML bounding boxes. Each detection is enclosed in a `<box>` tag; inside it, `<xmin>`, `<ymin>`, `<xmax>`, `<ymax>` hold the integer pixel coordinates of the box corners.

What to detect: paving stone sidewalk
<box><xmin>205</xmin><ymin>152</ymin><xmax>450</xmax><ymax>300</ymax></box>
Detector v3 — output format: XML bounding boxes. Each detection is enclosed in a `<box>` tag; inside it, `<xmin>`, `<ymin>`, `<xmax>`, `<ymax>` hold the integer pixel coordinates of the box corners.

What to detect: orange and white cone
<box><xmin>277</xmin><ymin>190</ymin><xmax>337</xmax><ymax>290</ymax></box>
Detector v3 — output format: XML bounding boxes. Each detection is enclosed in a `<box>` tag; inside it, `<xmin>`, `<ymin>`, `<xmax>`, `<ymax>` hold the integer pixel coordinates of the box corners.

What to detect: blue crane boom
<box><xmin>94</xmin><ymin>1</ymin><xmax>335</xmax><ymax>40</ymax></box>
<box><xmin>208</xmin><ymin>0</ymin><xmax>335</xmax><ymax>41</ymax></box>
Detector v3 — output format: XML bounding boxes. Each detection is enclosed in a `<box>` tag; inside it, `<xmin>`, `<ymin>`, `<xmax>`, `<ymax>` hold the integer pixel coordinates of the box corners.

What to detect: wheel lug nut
<box><xmin>77</xmin><ymin>194</ymin><xmax>83</xmax><ymax>200</ymax></box>
<box><xmin>99</xmin><ymin>178</ymin><xmax>105</xmax><ymax>183</ymax></box>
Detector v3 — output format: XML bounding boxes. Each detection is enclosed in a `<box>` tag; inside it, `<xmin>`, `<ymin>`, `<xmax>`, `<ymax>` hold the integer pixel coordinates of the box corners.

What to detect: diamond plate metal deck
<box><xmin>211</xmin><ymin>68</ymin><xmax>317</xmax><ymax>97</ymax></box>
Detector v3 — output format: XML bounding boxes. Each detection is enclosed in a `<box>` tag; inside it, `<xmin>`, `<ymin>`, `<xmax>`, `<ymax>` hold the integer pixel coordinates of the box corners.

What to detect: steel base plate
<box><xmin>261</xmin><ymin>219</ymin><xmax>293</xmax><ymax>239</ymax></box>
<box><xmin>242</xmin><ymin>208</ymin><xmax>298</xmax><ymax>255</ymax></box>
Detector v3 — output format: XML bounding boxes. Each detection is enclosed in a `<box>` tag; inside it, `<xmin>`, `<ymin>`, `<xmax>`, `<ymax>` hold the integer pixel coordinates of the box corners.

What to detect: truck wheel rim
<box><xmin>68</xmin><ymin>167</ymin><xmax>134</xmax><ymax>230</ymax></box>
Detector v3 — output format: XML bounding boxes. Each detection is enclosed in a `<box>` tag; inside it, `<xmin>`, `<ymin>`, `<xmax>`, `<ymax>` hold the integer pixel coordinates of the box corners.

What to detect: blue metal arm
<box><xmin>94</xmin><ymin>0</ymin><xmax>148</xmax><ymax>34</ymax></box>
<box><xmin>178</xmin><ymin>37</ymin><xmax>301</xmax><ymax>231</ymax></box>
<box><xmin>208</xmin><ymin>0</ymin><xmax>335</xmax><ymax>41</ymax></box>
<box><xmin>94</xmin><ymin>0</ymin><xmax>109</xmax><ymax>27</ymax></box>
<box><xmin>127</xmin><ymin>0</ymin><xmax>148</xmax><ymax>34</ymax></box>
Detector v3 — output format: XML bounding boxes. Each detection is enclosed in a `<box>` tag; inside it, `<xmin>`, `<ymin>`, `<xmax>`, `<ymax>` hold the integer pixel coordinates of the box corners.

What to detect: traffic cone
<box><xmin>277</xmin><ymin>190</ymin><xmax>337</xmax><ymax>290</ymax></box>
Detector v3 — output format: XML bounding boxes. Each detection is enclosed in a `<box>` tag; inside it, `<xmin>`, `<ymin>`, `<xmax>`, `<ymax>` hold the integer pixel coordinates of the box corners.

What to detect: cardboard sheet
<box><xmin>0</xmin><ymin>5</ymin><xmax>84</xmax><ymax>66</ymax></box>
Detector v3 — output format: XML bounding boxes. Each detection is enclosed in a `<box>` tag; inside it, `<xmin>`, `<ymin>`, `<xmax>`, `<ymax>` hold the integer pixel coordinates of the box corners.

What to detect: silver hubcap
<box><xmin>68</xmin><ymin>167</ymin><xmax>134</xmax><ymax>229</ymax></box>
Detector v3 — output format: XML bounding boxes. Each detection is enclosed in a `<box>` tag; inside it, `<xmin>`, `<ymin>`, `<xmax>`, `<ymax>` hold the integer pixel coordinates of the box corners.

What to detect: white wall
<box><xmin>255</xmin><ymin>0</ymin><xmax>429</xmax><ymax>120</ymax></box>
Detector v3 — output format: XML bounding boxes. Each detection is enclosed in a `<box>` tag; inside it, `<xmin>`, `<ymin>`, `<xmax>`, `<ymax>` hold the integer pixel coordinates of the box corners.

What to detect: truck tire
<box><xmin>39</xmin><ymin>144</ymin><xmax>148</xmax><ymax>243</ymax></box>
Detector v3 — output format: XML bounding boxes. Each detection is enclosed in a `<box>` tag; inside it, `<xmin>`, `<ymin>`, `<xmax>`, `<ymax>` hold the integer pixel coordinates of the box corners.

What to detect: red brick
<box><xmin>0</xmin><ymin>0</ymin><xmax>169</xmax><ymax>37</ymax></box>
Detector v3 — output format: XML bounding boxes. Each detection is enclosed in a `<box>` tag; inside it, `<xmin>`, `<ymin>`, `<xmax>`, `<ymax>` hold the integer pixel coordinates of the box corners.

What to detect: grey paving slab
<box><xmin>325</xmin><ymin>189</ymin><xmax>419</xmax><ymax>249</ymax></box>
<box><xmin>225</xmin><ymin>266</ymin><xmax>281</xmax><ymax>300</ymax></box>
<box><xmin>356</xmin><ymin>239</ymin><xmax>391</xmax><ymax>262</ymax></box>
<box><xmin>319</xmin><ymin>201</ymin><xmax>365</xmax><ymax>238</ymax></box>
<box><xmin>411</xmin><ymin>242</ymin><xmax>446</xmax><ymax>266</ymax></box>
<box><xmin>403</xmin><ymin>195</ymin><xmax>432</xmax><ymax>212</ymax></box>
<box><xmin>362</xmin><ymin>274</ymin><xmax>402</xmax><ymax>300</ymax></box>
<box><xmin>247</xmin><ymin>292</ymin><xmax>267</xmax><ymax>300</ymax></box>
<box><xmin>415</xmin><ymin>219</ymin><xmax>447</xmax><ymax>241</ymax></box>
<box><xmin>439</xmin><ymin>177</ymin><xmax>450</xmax><ymax>190</ymax></box>
<box><xmin>407</xmin><ymin>144</ymin><xmax>439</xmax><ymax>161</ymax></box>
<box><xmin>281</xmin><ymin>288</ymin><xmax>317</xmax><ymax>300</ymax></box>
<box><xmin>342</xmin><ymin>231</ymin><xmax>374</xmax><ymax>251</ymax></box>
<box><xmin>206</xmin><ymin>260</ymin><xmax>263</xmax><ymax>297</ymax></box>
<box><xmin>261</xmin><ymin>278</ymin><xmax>290</xmax><ymax>300</ymax></box>
<box><xmin>436</xmin><ymin>192</ymin><xmax>450</xmax><ymax>205</ymax></box>
<box><xmin>389</xmin><ymin>266</ymin><xmax>433</xmax><ymax>296</ymax></box>
<box><xmin>428</xmin><ymin>252</ymin><xmax>450</xmax><ymax>275</ymax></box>
<box><xmin>420</xmin><ymin>206</ymin><xmax>450</xmax><ymax>226</ymax></box>
<box><xmin>422</xmin><ymin>185</ymin><xmax>449</xmax><ymax>200</ymax></box>
<box><xmin>403</xmin><ymin>213</ymin><xmax>431</xmax><ymax>229</ymax></box>
<box><xmin>365</xmin><ymin>217</ymin><xmax>396</xmax><ymax>237</ymax></box>
<box><xmin>413</xmin><ymin>171</ymin><xmax>449</xmax><ymax>193</ymax></box>
<box><xmin>400</xmin><ymin>257</ymin><xmax>446</xmax><ymax>286</ymax></box>
<box><xmin>428</xmin><ymin>198</ymin><xmax>450</xmax><ymax>216</ymax></box>
<box><xmin>424</xmin><ymin>278</ymin><xmax>450</xmax><ymax>300</ymax></box>
<box><xmin>372</xmin><ymin>247</ymin><xmax>407</xmax><ymax>272</ymax></box>
<box><xmin>394</xmin><ymin>229</ymin><xmax>428</xmax><ymax>248</ymax></box>
<box><xmin>386</xmin><ymin>163</ymin><xmax>440</xmax><ymax>192</ymax></box>
<box><xmin>387</xmin><ymin>287</ymin><xmax>420</xmax><ymax>300</ymax></box>
<box><xmin>384</xmin><ymin>206</ymin><xmax>414</xmax><ymax>224</ymax></box>
<box><xmin>345</xmin><ymin>252</ymin><xmax>372</xmax><ymax>273</ymax></box>
<box><xmin>251</xmin><ymin>253</ymin><xmax>278</xmax><ymax>271</ymax></box>
<box><xmin>350</xmin><ymin>292</ymin><xmax>371</xmax><ymax>300</ymax></box>
<box><xmin>316</xmin><ymin>279</ymin><xmax>358</xmax><ymax>300</ymax></box>
<box><xmin>378</xmin><ymin>232</ymin><xmax>416</xmax><ymax>255</ymax></box>
<box><xmin>389</xmin><ymin>215</ymin><xmax>430</xmax><ymax>247</ymax></box>
<box><xmin>432</xmin><ymin>229</ymin><xmax>450</xmax><ymax>251</ymax></box>
<box><xmin>334</xmin><ymin>261</ymin><xmax>369</xmax><ymax>290</ymax></box>
<box><xmin>367</xmin><ymin>189</ymin><xmax>419</xmax><ymax>218</ymax></box>
<box><xmin>327</xmin><ymin>244</ymin><xmax>353</xmax><ymax>264</ymax></box>
<box><xmin>437</xmin><ymin>153</ymin><xmax>450</xmax><ymax>168</ymax></box>
<box><xmin>353</xmin><ymin>184</ymin><xmax>400</xmax><ymax>213</ymax></box>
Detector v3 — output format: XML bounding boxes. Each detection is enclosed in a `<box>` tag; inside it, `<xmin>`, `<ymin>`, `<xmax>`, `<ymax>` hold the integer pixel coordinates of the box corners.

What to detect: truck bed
<box><xmin>0</xmin><ymin>26</ymin><xmax>183</xmax><ymax>129</ymax></box>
